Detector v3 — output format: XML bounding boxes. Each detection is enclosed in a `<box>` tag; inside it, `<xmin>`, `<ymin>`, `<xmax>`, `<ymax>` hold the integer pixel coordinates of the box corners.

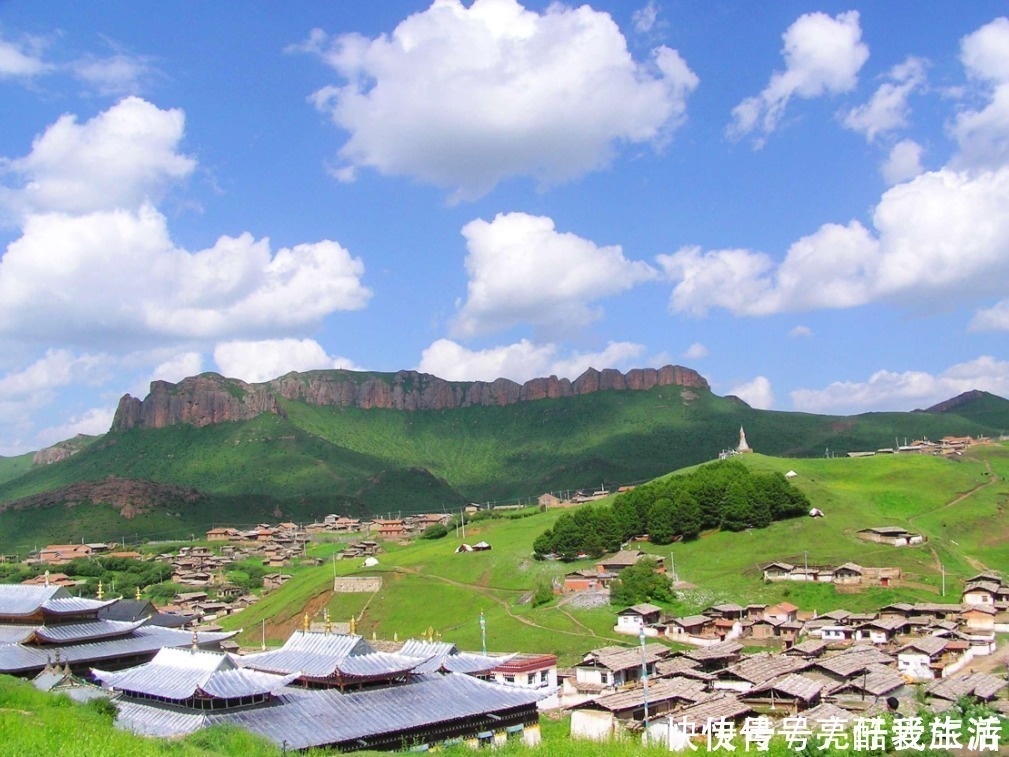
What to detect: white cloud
<box><xmin>881</xmin><ymin>138</ymin><xmax>924</xmax><ymax>185</ymax></box>
<box><xmin>417</xmin><ymin>338</ymin><xmax>645</xmax><ymax>383</ymax></box>
<box><xmin>70</xmin><ymin>53</ymin><xmax>155</xmax><ymax>97</ymax></box>
<box><xmin>727</xmin><ymin>375</ymin><xmax>774</xmax><ymax>409</ymax></box>
<box><xmin>297</xmin><ymin>0</ymin><xmax>698</xmax><ymax>200</ymax></box>
<box><xmin>729</xmin><ymin>10</ymin><xmax>868</xmax><ymax>144</ymax></box>
<box><xmin>632</xmin><ymin>2</ymin><xmax>660</xmax><ymax>34</ymax></box>
<box><xmin>791</xmin><ymin>355</ymin><xmax>1009</xmax><ymax>413</ymax></box>
<box><xmin>0</xmin><ymin>99</ymin><xmax>371</xmax><ymax>348</ymax></box>
<box><xmin>1</xmin><ymin>96</ymin><xmax>196</xmax><ymax>218</ymax></box>
<box><xmin>843</xmin><ymin>56</ymin><xmax>927</xmax><ymax>142</ymax></box>
<box><xmin>0</xmin><ymin>349</ymin><xmax>108</xmax><ymax>398</ymax></box>
<box><xmin>0</xmin><ymin>34</ymin><xmax>52</xmax><ymax>79</ymax></box>
<box><xmin>35</xmin><ymin>406</ymin><xmax>116</xmax><ymax>448</ymax></box>
<box><xmin>683</xmin><ymin>342</ymin><xmax>709</xmax><ymax>359</ymax></box>
<box><xmin>661</xmin><ymin>166</ymin><xmax>1009</xmax><ymax>317</ymax></box>
<box><xmin>950</xmin><ymin>17</ymin><xmax>1009</xmax><ymax>169</ymax></box>
<box><xmin>151</xmin><ymin>352</ymin><xmax>203</xmax><ymax>384</ymax></box>
<box><xmin>451</xmin><ymin>212</ymin><xmax>657</xmax><ymax>338</ymax></box>
<box><xmin>214</xmin><ymin>338</ymin><xmax>363</xmax><ymax>384</ymax></box>
<box><xmin>788</xmin><ymin>325</ymin><xmax>812</xmax><ymax>338</ymax></box>
<box><xmin>970</xmin><ymin>299</ymin><xmax>1009</xmax><ymax>331</ymax></box>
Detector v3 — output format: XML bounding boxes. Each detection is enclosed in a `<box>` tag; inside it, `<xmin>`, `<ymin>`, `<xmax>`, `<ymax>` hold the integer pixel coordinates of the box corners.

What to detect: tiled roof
<box><xmin>582</xmin><ymin>676</ymin><xmax>707</xmax><ymax>712</ymax></box>
<box><xmin>925</xmin><ymin>671</ymin><xmax>1008</xmax><ymax>701</ymax></box>
<box><xmin>747</xmin><ymin>673</ymin><xmax>824</xmax><ymax>702</ymax></box>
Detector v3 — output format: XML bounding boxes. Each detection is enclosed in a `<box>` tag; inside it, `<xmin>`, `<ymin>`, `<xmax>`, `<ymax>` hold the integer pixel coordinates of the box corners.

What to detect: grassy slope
<box><xmin>0</xmin><ymin>451</ymin><xmax>34</xmax><ymax>486</ymax></box>
<box><xmin>0</xmin><ymin>387</ymin><xmax>1005</xmax><ymax>553</ymax></box>
<box><xmin>221</xmin><ymin>443</ymin><xmax>1009</xmax><ymax>666</ymax></box>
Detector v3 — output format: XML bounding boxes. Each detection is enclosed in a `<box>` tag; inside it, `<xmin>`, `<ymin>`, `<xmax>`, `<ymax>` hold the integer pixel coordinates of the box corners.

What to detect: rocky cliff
<box><xmin>111</xmin><ymin>365</ymin><xmax>709</xmax><ymax>431</ymax></box>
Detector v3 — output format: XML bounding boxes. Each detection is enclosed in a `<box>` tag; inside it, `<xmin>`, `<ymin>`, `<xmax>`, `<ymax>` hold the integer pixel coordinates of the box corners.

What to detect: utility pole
<box><xmin>941</xmin><ymin>563</ymin><xmax>945</xmax><ymax>597</ymax></box>
<box><xmin>479</xmin><ymin>610</ymin><xmax>486</xmax><ymax>655</ymax></box>
<box><xmin>639</xmin><ymin>626</ymin><xmax>650</xmax><ymax>733</ymax></box>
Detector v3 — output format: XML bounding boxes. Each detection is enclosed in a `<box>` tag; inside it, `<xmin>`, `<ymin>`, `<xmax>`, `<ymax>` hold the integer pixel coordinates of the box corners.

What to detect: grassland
<box><xmin>219</xmin><ymin>443</ymin><xmax>1009</xmax><ymax>666</ymax></box>
<box><xmin>0</xmin><ymin>386</ymin><xmax>1006</xmax><ymax>552</ymax></box>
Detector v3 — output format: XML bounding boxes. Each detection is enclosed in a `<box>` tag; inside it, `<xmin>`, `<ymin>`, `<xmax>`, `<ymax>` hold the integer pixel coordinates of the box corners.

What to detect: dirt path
<box><xmin>392</xmin><ymin>565</ymin><xmax>626</xmax><ymax>643</ymax></box>
<box><xmin>908</xmin><ymin>460</ymin><xmax>999</xmax><ymax>574</ymax></box>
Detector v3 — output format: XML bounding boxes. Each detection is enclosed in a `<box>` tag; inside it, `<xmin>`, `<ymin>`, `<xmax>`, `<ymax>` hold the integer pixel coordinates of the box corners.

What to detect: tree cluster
<box><xmin>534</xmin><ymin>460</ymin><xmax>810</xmax><ymax>559</ymax></box>
<box><xmin>609</xmin><ymin>558</ymin><xmax>673</xmax><ymax>606</ymax></box>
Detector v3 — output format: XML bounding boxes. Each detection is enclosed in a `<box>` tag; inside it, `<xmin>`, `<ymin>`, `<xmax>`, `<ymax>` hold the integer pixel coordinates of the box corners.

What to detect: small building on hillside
<box><xmin>38</xmin><ymin>544</ymin><xmax>93</xmax><ymax>565</ymax></box>
<box><xmin>856</xmin><ymin>526</ymin><xmax>924</xmax><ymax>546</ymax></box>
<box><xmin>537</xmin><ymin>493</ymin><xmax>561</xmax><ymax>509</ymax></box>
<box><xmin>595</xmin><ymin>551</ymin><xmax>664</xmax><ymax>575</ymax></box>
<box><xmin>615</xmin><ymin>604</ymin><xmax>662</xmax><ymax>634</ymax></box>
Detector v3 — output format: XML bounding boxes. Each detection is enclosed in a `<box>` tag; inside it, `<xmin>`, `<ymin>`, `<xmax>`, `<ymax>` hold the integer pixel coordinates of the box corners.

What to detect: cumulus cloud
<box><xmin>950</xmin><ymin>17</ymin><xmax>1009</xmax><ymax>169</ymax></box>
<box><xmin>660</xmin><ymin>166</ymin><xmax>1009</xmax><ymax>317</ymax></box>
<box><xmin>451</xmin><ymin>212</ymin><xmax>656</xmax><ymax>338</ymax></box>
<box><xmin>70</xmin><ymin>53</ymin><xmax>155</xmax><ymax>97</ymax></box>
<box><xmin>296</xmin><ymin>0</ymin><xmax>698</xmax><ymax>200</ymax></box>
<box><xmin>633</xmin><ymin>2</ymin><xmax>660</xmax><ymax>34</ymax></box>
<box><xmin>417</xmin><ymin>338</ymin><xmax>645</xmax><ymax>383</ymax></box>
<box><xmin>151</xmin><ymin>352</ymin><xmax>203</xmax><ymax>384</ymax></box>
<box><xmin>727</xmin><ymin>375</ymin><xmax>774</xmax><ymax>409</ymax></box>
<box><xmin>683</xmin><ymin>342</ymin><xmax>709</xmax><ymax>359</ymax></box>
<box><xmin>792</xmin><ymin>356</ymin><xmax>1009</xmax><ymax>413</ymax></box>
<box><xmin>729</xmin><ymin>10</ymin><xmax>868</xmax><ymax>144</ymax></box>
<box><xmin>843</xmin><ymin>56</ymin><xmax>927</xmax><ymax>142</ymax></box>
<box><xmin>0</xmin><ymin>34</ymin><xmax>52</xmax><ymax>79</ymax></box>
<box><xmin>1</xmin><ymin>96</ymin><xmax>195</xmax><ymax>218</ymax></box>
<box><xmin>35</xmin><ymin>406</ymin><xmax>116</xmax><ymax>448</ymax></box>
<box><xmin>214</xmin><ymin>338</ymin><xmax>362</xmax><ymax>384</ymax></box>
<box><xmin>0</xmin><ymin>99</ymin><xmax>371</xmax><ymax>348</ymax></box>
<box><xmin>881</xmin><ymin>138</ymin><xmax>924</xmax><ymax>185</ymax></box>
<box><xmin>788</xmin><ymin>325</ymin><xmax>812</xmax><ymax>338</ymax></box>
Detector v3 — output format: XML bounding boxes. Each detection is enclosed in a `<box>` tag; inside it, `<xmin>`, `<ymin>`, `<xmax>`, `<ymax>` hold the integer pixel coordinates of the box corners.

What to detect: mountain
<box><xmin>919</xmin><ymin>390</ymin><xmax>1009</xmax><ymax>430</ymax></box>
<box><xmin>0</xmin><ymin>364</ymin><xmax>1007</xmax><ymax>552</ymax></box>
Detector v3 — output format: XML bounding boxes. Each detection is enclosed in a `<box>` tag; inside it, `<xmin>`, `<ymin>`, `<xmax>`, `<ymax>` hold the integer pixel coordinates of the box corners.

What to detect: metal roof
<box><xmin>0</xmin><ymin>625</ymin><xmax>35</xmax><ymax>644</ymax></box>
<box><xmin>33</xmin><ymin>619</ymin><xmax>148</xmax><ymax>644</ymax></box>
<box><xmin>239</xmin><ymin>631</ymin><xmax>376</xmax><ymax>677</ymax></box>
<box><xmin>95</xmin><ymin>647</ymin><xmax>299</xmax><ymax>700</ymax></box>
<box><xmin>112</xmin><ymin>672</ymin><xmax>548</xmax><ymax>750</ymax></box>
<box><xmin>0</xmin><ymin>624</ymin><xmax>236</xmax><ymax>674</ymax></box>
<box><xmin>0</xmin><ymin>585</ymin><xmax>66</xmax><ymax>617</ymax></box>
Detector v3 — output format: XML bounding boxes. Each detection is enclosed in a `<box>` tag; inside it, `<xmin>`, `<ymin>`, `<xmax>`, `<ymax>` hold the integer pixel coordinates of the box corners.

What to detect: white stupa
<box><xmin>736</xmin><ymin>426</ymin><xmax>753</xmax><ymax>454</ymax></box>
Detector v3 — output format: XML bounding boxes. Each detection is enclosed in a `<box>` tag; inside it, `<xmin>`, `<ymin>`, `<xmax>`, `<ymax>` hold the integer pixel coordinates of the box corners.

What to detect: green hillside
<box><xmin>219</xmin><ymin>443</ymin><xmax>1009</xmax><ymax>665</ymax></box>
<box><xmin>0</xmin><ymin>383</ymin><xmax>1007</xmax><ymax>552</ymax></box>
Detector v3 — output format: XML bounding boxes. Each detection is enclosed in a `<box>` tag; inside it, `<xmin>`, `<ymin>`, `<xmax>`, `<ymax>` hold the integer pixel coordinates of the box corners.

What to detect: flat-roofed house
<box><xmin>857</xmin><ymin>526</ymin><xmax>924</xmax><ymax>546</ymax></box>
<box><xmin>39</xmin><ymin>544</ymin><xmax>93</xmax><ymax>565</ymax></box>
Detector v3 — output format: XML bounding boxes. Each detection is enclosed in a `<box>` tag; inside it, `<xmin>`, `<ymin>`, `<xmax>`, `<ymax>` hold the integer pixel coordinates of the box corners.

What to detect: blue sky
<box><xmin>2</xmin><ymin>1</ymin><xmax>1009</xmax><ymax>455</ymax></box>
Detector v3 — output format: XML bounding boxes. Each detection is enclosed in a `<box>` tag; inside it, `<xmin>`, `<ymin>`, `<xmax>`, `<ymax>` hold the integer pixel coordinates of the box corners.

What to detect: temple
<box><xmin>95</xmin><ymin>631</ymin><xmax>548</xmax><ymax>751</ymax></box>
<box><xmin>0</xmin><ymin>585</ymin><xmax>235</xmax><ymax>677</ymax></box>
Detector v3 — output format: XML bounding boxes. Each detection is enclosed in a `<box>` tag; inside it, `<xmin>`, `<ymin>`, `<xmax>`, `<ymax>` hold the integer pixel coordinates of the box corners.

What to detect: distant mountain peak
<box><xmin>920</xmin><ymin>390</ymin><xmax>988</xmax><ymax>414</ymax></box>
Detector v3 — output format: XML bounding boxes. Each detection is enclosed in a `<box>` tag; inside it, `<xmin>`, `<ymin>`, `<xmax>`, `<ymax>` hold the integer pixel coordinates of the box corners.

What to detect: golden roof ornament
<box><xmin>302</xmin><ymin>612</ymin><xmax>310</xmax><ymax>632</ymax></box>
<box><xmin>97</xmin><ymin>580</ymin><xmax>103</xmax><ymax>600</ymax></box>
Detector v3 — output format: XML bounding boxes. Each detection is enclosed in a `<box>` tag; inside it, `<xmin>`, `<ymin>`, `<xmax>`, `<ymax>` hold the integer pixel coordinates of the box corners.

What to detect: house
<box><xmin>924</xmin><ymin>671</ymin><xmax>1008</xmax><ymax>707</ymax></box>
<box><xmin>21</xmin><ymin>572</ymin><xmax>79</xmax><ymax>588</ymax></box>
<box><xmin>764</xmin><ymin>602</ymin><xmax>798</xmax><ymax>624</ymax></box>
<box><xmin>206</xmin><ymin>528</ymin><xmax>240</xmax><ymax>541</ymax></box>
<box><xmin>371</xmin><ymin>519</ymin><xmax>407</xmax><ymax>540</ymax></box>
<box><xmin>490</xmin><ymin>654</ymin><xmax>557</xmax><ymax>693</ymax></box>
<box><xmin>683</xmin><ymin>641</ymin><xmax>743</xmax><ymax>672</ymax></box>
<box><xmin>760</xmin><ymin>562</ymin><xmax>794</xmax><ymax>582</ymax></box>
<box><xmin>896</xmin><ymin>637</ymin><xmax>971</xmax><ymax>681</ymax></box>
<box><xmin>713</xmin><ymin>653</ymin><xmax>809</xmax><ymax>693</ymax></box>
<box><xmin>569</xmin><ymin>677</ymin><xmax>707</xmax><ymax>740</ymax></box>
<box><xmin>562</xmin><ymin>569</ymin><xmax>613</xmax><ymax>593</ymax></box>
<box><xmin>661</xmin><ymin>694</ymin><xmax>755</xmax><ymax>749</ymax></box>
<box><xmin>962</xmin><ymin>578</ymin><xmax>1001</xmax><ymax>606</ymax></box>
<box><xmin>665</xmin><ymin>615</ymin><xmax>715</xmax><ymax>642</ymax></box>
<box><xmin>574</xmin><ymin>644</ymin><xmax>671</xmax><ymax>691</ymax></box>
<box><xmin>832</xmin><ymin>563</ymin><xmax>863</xmax><ymax>585</ymax></box>
<box><xmin>537</xmin><ymin>493</ymin><xmax>561</xmax><ymax>509</ymax></box>
<box><xmin>828</xmin><ymin>664</ymin><xmax>906</xmax><ymax>701</ymax></box>
<box><xmin>38</xmin><ymin>544</ymin><xmax>93</xmax><ymax>565</ymax></box>
<box><xmin>854</xmin><ymin>617</ymin><xmax>907</xmax><ymax>644</ymax></box>
<box><xmin>742</xmin><ymin>673</ymin><xmax>824</xmax><ymax>713</ymax></box>
<box><xmin>615</xmin><ymin>604</ymin><xmax>662</xmax><ymax>634</ymax></box>
<box><xmin>596</xmin><ymin>550</ymin><xmax>664</xmax><ymax>575</ymax></box>
<box><xmin>856</xmin><ymin>526</ymin><xmax>924</xmax><ymax>546</ymax></box>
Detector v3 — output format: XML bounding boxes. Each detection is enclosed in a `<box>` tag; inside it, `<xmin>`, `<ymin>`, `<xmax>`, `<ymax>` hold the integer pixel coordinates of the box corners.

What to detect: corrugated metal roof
<box><xmin>0</xmin><ymin>585</ymin><xmax>66</xmax><ymax>617</ymax></box>
<box><xmin>0</xmin><ymin>624</ymin><xmax>235</xmax><ymax>673</ymax></box>
<box><xmin>114</xmin><ymin>672</ymin><xmax>548</xmax><ymax>750</ymax></box>
<box><xmin>0</xmin><ymin>625</ymin><xmax>36</xmax><ymax>644</ymax></box>
<box><xmin>42</xmin><ymin>597</ymin><xmax>120</xmax><ymax>616</ymax></box>
<box><xmin>333</xmin><ymin>652</ymin><xmax>425</xmax><ymax>679</ymax></box>
<box><xmin>240</xmin><ymin>632</ymin><xmax>378</xmax><ymax>678</ymax></box>
<box><xmin>95</xmin><ymin>647</ymin><xmax>298</xmax><ymax>700</ymax></box>
<box><xmin>33</xmin><ymin>619</ymin><xmax>148</xmax><ymax>644</ymax></box>
<box><xmin>397</xmin><ymin>639</ymin><xmax>457</xmax><ymax>658</ymax></box>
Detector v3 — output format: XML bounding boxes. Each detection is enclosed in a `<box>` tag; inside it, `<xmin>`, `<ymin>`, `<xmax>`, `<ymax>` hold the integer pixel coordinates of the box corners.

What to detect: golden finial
<box><xmin>191</xmin><ymin>628</ymin><xmax>199</xmax><ymax>652</ymax></box>
<box><xmin>324</xmin><ymin>608</ymin><xmax>332</xmax><ymax>635</ymax></box>
<box><xmin>44</xmin><ymin>570</ymin><xmax>50</xmax><ymax>588</ymax></box>
<box><xmin>427</xmin><ymin>626</ymin><xmax>434</xmax><ymax>641</ymax></box>
<box><xmin>394</xmin><ymin>631</ymin><xmax>398</xmax><ymax>642</ymax></box>
<box><xmin>302</xmin><ymin>612</ymin><xmax>310</xmax><ymax>632</ymax></box>
<box><xmin>349</xmin><ymin>616</ymin><xmax>357</xmax><ymax>635</ymax></box>
<box><xmin>372</xmin><ymin>630</ymin><xmax>377</xmax><ymax>641</ymax></box>
<box><xmin>135</xmin><ymin>586</ymin><xmax>141</xmax><ymax>601</ymax></box>
<box><xmin>97</xmin><ymin>580</ymin><xmax>103</xmax><ymax>600</ymax></box>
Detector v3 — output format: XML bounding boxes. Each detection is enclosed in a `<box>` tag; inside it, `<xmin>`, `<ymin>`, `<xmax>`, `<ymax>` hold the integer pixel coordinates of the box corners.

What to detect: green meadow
<box><xmin>220</xmin><ymin>444</ymin><xmax>1009</xmax><ymax>664</ymax></box>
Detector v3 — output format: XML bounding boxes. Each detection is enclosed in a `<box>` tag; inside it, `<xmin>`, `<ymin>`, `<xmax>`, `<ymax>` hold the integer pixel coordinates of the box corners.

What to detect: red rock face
<box><xmin>110</xmin><ymin>365</ymin><xmax>709</xmax><ymax>430</ymax></box>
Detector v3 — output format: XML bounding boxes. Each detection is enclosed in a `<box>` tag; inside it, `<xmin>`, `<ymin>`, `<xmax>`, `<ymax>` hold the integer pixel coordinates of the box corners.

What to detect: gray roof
<box><xmin>582</xmin><ymin>643</ymin><xmax>669</xmax><ymax>672</ymax></box>
<box><xmin>95</xmin><ymin>648</ymin><xmax>297</xmax><ymax>700</ymax></box>
<box><xmin>620</xmin><ymin>603</ymin><xmax>662</xmax><ymax>616</ymax></box>
<box><xmin>897</xmin><ymin>636</ymin><xmax>947</xmax><ymax>657</ymax></box>
<box><xmin>747</xmin><ymin>673</ymin><xmax>824</xmax><ymax>702</ymax></box>
<box><xmin>812</xmin><ymin>646</ymin><xmax>893</xmax><ymax>678</ymax></box>
<box><xmin>669</xmin><ymin>693</ymin><xmax>754</xmax><ymax>724</ymax></box>
<box><xmin>802</xmin><ymin>701</ymin><xmax>858</xmax><ymax>725</ymax></box>
<box><xmin>684</xmin><ymin>641</ymin><xmax>743</xmax><ymax>662</ymax></box>
<box><xmin>720</xmin><ymin>653</ymin><xmax>808</xmax><ymax>685</ymax></box>
<box><xmin>0</xmin><ymin>624</ymin><xmax>236</xmax><ymax>674</ymax></box>
<box><xmin>33</xmin><ymin>619</ymin><xmax>148</xmax><ymax>644</ymax></box>
<box><xmin>580</xmin><ymin>676</ymin><xmax>706</xmax><ymax>712</ymax></box>
<box><xmin>0</xmin><ymin>585</ymin><xmax>65</xmax><ymax>617</ymax></box>
<box><xmin>113</xmin><ymin>672</ymin><xmax>548</xmax><ymax>750</ymax></box>
<box><xmin>239</xmin><ymin>631</ymin><xmax>374</xmax><ymax>677</ymax></box>
<box><xmin>925</xmin><ymin>671</ymin><xmax>1008</xmax><ymax>702</ymax></box>
<box><xmin>829</xmin><ymin>664</ymin><xmax>905</xmax><ymax>697</ymax></box>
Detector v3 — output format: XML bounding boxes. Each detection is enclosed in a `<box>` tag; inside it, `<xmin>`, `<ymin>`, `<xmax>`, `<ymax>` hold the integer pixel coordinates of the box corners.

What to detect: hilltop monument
<box><xmin>736</xmin><ymin>426</ymin><xmax>753</xmax><ymax>454</ymax></box>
